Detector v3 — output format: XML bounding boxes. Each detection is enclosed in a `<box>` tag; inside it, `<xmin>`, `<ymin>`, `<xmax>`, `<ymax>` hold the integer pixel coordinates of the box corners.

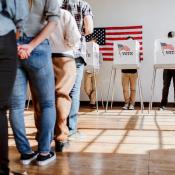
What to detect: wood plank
<box><xmin>7</xmin><ymin>108</ymin><xmax>175</xmax><ymax>174</ymax></box>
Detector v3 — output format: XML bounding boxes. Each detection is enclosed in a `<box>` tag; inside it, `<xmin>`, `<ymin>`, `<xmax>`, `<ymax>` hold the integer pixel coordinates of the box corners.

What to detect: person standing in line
<box><xmin>159</xmin><ymin>31</ymin><xmax>175</xmax><ymax>110</ymax></box>
<box><xmin>49</xmin><ymin>8</ymin><xmax>81</xmax><ymax>151</ymax></box>
<box><xmin>9</xmin><ymin>0</ymin><xmax>59</xmax><ymax>166</ymax></box>
<box><xmin>61</xmin><ymin>0</ymin><xmax>94</xmax><ymax>139</ymax></box>
<box><xmin>0</xmin><ymin>0</ymin><xmax>29</xmax><ymax>174</ymax></box>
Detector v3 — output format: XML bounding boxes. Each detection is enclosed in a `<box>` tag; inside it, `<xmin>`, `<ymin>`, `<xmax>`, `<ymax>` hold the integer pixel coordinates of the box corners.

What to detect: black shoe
<box><xmin>55</xmin><ymin>141</ymin><xmax>68</xmax><ymax>152</ymax></box>
<box><xmin>90</xmin><ymin>104</ymin><xmax>96</xmax><ymax>109</ymax></box>
<box><xmin>36</xmin><ymin>151</ymin><xmax>56</xmax><ymax>166</ymax></box>
<box><xmin>10</xmin><ymin>171</ymin><xmax>27</xmax><ymax>175</ymax></box>
<box><xmin>0</xmin><ymin>165</ymin><xmax>9</xmax><ymax>175</ymax></box>
<box><xmin>20</xmin><ymin>152</ymin><xmax>38</xmax><ymax>165</ymax></box>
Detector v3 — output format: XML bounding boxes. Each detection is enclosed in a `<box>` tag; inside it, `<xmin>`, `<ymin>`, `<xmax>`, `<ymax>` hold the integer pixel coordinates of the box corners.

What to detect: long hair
<box><xmin>28</xmin><ymin>0</ymin><xmax>33</xmax><ymax>9</ymax></box>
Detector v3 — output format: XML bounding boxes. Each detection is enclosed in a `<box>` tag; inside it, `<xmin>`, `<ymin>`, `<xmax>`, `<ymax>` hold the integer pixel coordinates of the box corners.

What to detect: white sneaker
<box><xmin>68</xmin><ymin>131</ymin><xmax>86</xmax><ymax>141</ymax></box>
<box><xmin>159</xmin><ymin>106</ymin><xmax>166</xmax><ymax>111</ymax></box>
<box><xmin>122</xmin><ymin>103</ymin><xmax>129</xmax><ymax>110</ymax></box>
<box><xmin>20</xmin><ymin>152</ymin><xmax>38</xmax><ymax>165</ymax></box>
<box><xmin>129</xmin><ymin>104</ymin><xmax>135</xmax><ymax>110</ymax></box>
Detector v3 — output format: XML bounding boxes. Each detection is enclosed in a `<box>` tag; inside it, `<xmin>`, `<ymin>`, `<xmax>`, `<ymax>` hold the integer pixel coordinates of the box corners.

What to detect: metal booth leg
<box><xmin>105</xmin><ymin>68</ymin><xmax>115</xmax><ymax>112</ymax></box>
<box><xmin>93</xmin><ymin>69</ymin><xmax>99</xmax><ymax>112</ymax></box>
<box><xmin>100</xmin><ymin>87</ymin><xmax>104</xmax><ymax>109</ymax></box>
<box><xmin>137</xmin><ymin>69</ymin><xmax>144</xmax><ymax>113</ymax></box>
<box><xmin>110</xmin><ymin>68</ymin><xmax>117</xmax><ymax>109</ymax></box>
<box><xmin>149</xmin><ymin>67</ymin><xmax>157</xmax><ymax>113</ymax></box>
<box><xmin>139</xmin><ymin>77</ymin><xmax>144</xmax><ymax>111</ymax></box>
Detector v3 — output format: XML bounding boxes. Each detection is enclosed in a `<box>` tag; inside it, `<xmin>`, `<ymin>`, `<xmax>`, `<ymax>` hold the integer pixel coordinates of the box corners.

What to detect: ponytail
<box><xmin>28</xmin><ymin>0</ymin><xmax>33</xmax><ymax>10</ymax></box>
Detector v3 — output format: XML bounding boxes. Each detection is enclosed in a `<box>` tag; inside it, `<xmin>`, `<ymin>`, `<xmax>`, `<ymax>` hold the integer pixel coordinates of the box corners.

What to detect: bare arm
<box><xmin>84</xmin><ymin>15</ymin><xmax>93</xmax><ymax>36</ymax></box>
<box><xmin>29</xmin><ymin>21</ymin><xmax>57</xmax><ymax>50</ymax></box>
<box><xmin>18</xmin><ymin>21</ymin><xmax>57</xmax><ymax>59</ymax></box>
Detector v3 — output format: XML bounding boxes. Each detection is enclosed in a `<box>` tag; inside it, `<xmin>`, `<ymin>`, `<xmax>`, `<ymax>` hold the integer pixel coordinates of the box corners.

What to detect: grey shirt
<box><xmin>23</xmin><ymin>0</ymin><xmax>60</xmax><ymax>37</ymax></box>
<box><xmin>0</xmin><ymin>0</ymin><xmax>29</xmax><ymax>36</ymax></box>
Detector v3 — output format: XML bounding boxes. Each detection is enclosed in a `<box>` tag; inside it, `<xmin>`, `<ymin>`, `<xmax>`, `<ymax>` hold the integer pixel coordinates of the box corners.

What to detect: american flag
<box><xmin>160</xmin><ymin>42</ymin><xmax>174</xmax><ymax>51</ymax></box>
<box><xmin>118</xmin><ymin>44</ymin><xmax>130</xmax><ymax>52</ymax></box>
<box><xmin>86</xmin><ymin>25</ymin><xmax>143</xmax><ymax>61</ymax></box>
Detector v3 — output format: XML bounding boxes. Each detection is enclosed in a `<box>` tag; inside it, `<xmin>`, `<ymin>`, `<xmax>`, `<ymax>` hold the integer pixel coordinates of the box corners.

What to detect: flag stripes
<box><xmin>86</xmin><ymin>25</ymin><xmax>143</xmax><ymax>61</ymax></box>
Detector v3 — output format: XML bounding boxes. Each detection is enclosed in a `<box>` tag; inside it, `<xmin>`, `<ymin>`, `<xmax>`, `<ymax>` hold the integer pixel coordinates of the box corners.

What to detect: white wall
<box><xmin>80</xmin><ymin>0</ymin><xmax>175</xmax><ymax>102</ymax></box>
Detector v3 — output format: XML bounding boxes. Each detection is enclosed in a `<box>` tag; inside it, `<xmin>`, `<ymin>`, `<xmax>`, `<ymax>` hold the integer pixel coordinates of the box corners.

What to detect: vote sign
<box><xmin>154</xmin><ymin>38</ymin><xmax>175</xmax><ymax>66</ymax></box>
<box><xmin>113</xmin><ymin>40</ymin><xmax>140</xmax><ymax>68</ymax></box>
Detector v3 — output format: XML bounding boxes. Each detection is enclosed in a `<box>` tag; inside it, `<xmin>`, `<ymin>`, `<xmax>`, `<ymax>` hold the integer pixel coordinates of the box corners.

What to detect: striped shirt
<box><xmin>62</xmin><ymin>0</ymin><xmax>93</xmax><ymax>61</ymax></box>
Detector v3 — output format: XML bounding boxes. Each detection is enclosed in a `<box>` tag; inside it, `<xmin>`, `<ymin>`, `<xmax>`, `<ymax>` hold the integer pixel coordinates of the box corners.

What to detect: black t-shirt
<box><xmin>121</xmin><ymin>69</ymin><xmax>137</xmax><ymax>73</ymax></box>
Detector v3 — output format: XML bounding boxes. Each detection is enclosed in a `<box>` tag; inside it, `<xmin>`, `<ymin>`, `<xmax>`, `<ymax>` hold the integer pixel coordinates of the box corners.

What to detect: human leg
<box><xmin>26</xmin><ymin>40</ymin><xmax>56</xmax><ymax>154</ymax></box>
<box><xmin>129</xmin><ymin>73</ymin><xmax>138</xmax><ymax>106</ymax></box>
<box><xmin>0</xmin><ymin>31</ymin><xmax>17</xmax><ymax>173</ymax></box>
<box><xmin>160</xmin><ymin>69</ymin><xmax>172</xmax><ymax>107</ymax></box>
<box><xmin>68</xmin><ymin>57</ymin><xmax>84</xmax><ymax>134</ymax></box>
<box><xmin>84</xmin><ymin>71</ymin><xmax>93</xmax><ymax>101</ymax></box>
<box><xmin>172</xmin><ymin>70</ymin><xmax>175</xmax><ymax>103</ymax></box>
<box><xmin>53</xmin><ymin>57</ymin><xmax>76</xmax><ymax>143</ymax></box>
<box><xmin>26</xmin><ymin>39</ymin><xmax>56</xmax><ymax>165</ymax></box>
<box><xmin>9</xmin><ymin>67</ymin><xmax>32</xmax><ymax>155</ymax></box>
<box><xmin>30</xmin><ymin>83</ymin><xmax>41</xmax><ymax>135</ymax></box>
<box><xmin>122</xmin><ymin>73</ymin><xmax>130</xmax><ymax>109</ymax></box>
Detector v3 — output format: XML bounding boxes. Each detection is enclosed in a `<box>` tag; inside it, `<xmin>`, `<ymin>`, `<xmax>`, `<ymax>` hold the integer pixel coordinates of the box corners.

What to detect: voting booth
<box><xmin>154</xmin><ymin>38</ymin><xmax>175</xmax><ymax>68</ymax></box>
<box><xmin>86</xmin><ymin>42</ymin><xmax>100</xmax><ymax>70</ymax></box>
<box><xmin>149</xmin><ymin>38</ymin><xmax>175</xmax><ymax>111</ymax></box>
<box><xmin>106</xmin><ymin>40</ymin><xmax>144</xmax><ymax>112</ymax></box>
<box><xmin>85</xmin><ymin>42</ymin><xmax>104</xmax><ymax>111</ymax></box>
<box><xmin>113</xmin><ymin>40</ymin><xmax>140</xmax><ymax>69</ymax></box>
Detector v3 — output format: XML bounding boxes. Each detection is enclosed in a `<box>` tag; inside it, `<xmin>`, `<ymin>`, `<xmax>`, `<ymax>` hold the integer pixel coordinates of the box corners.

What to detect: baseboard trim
<box><xmin>80</xmin><ymin>101</ymin><xmax>175</xmax><ymax>108</ymax></box>
<box><xmin>26</xmin><ymin>100</ymin><xmax>175</xmax><ymax>108</ymax></box>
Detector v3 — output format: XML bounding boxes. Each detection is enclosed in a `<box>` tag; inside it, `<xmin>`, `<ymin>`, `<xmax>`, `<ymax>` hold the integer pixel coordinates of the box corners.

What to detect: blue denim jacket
<box><xmin>0</xmin><ymin>0</ymin><xmax>29</xmax><ymax>36</ymax></box>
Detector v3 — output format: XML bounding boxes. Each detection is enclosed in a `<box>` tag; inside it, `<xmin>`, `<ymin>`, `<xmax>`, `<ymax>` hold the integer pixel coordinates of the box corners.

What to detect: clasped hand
<box><xmin>18</xmin><ymin>44</ymin><xmax>34</xmax><ymax>59</ymax></box>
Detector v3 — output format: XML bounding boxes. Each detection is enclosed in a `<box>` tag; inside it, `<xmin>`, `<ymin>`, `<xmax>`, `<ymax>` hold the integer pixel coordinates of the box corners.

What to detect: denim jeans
<box><xmin>68</xmin><ymin>57</ymin><xmax>85</xmax><ymax>134</ymax></box>
<box><xmin>9</xmin><ymin>36</ymin><xmax>56</xmax><ymax>154</ymax></box>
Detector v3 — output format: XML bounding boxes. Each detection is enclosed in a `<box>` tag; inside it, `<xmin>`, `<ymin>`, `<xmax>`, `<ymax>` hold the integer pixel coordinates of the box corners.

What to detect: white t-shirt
<box><xmin>49</xmin><ymin>9</ymin><xmax>81</xmax><ymax>57</ymax></box>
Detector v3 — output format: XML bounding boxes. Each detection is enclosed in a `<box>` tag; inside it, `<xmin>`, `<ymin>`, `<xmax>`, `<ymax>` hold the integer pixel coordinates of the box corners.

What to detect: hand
<box><xmin>18</xmin><ymin>44</ymin><xmax>34</xmax><ymax>59</ymax></box>
<box><xmin>18</xmin><ymin>48</ymin><xmax>29</xmax><ymax>59</ymax></box>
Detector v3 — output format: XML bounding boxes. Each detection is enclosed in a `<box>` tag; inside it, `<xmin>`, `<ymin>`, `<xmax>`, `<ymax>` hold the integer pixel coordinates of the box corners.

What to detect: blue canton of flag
<box><xmin>86</xmin><ymin>28</ymin><xmax>106</xmax><ymax>45</ymax></box>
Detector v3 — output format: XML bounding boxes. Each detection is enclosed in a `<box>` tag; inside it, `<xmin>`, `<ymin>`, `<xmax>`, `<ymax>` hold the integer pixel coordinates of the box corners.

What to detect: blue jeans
<box><xmin>9</xmin><ymin>36</ymin><xmax>56</xmax><ymax>154</ymax></box>
<box><xmin>68</xmin><ymin>57</ymin><xmax>85</xmax><ymax>134</ymax></box>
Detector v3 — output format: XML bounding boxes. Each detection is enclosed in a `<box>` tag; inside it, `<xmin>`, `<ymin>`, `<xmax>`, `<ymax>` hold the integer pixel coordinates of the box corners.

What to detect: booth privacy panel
<box><xmin>113</xmin><ymin>40</ymin><xmax>140</xmax><ymax>67</ymax></box>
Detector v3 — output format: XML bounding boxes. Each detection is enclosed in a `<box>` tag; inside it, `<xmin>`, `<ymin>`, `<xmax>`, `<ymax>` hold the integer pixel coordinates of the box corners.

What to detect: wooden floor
<box><xmin>8</xmin><ymin>107</ymin><xmax>175</xmax><ymax>175</ymax></box>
